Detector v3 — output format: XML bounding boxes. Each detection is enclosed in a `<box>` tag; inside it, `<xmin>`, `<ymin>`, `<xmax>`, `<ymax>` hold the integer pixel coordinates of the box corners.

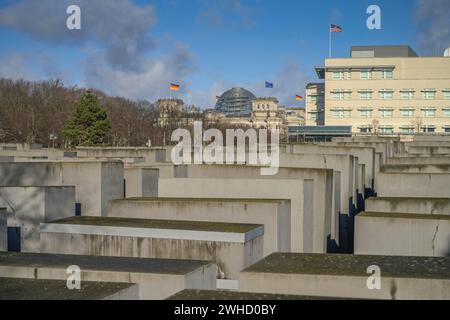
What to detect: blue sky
<box><xmin>0</xmin><ymin>0</ymin><xmax>448</xmax><ymax>108</ymax></box>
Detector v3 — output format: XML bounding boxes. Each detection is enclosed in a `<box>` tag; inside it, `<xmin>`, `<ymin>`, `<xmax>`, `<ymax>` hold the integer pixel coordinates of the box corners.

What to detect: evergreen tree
<box><xmin>63</xmin><ymin>91</ymin><xmax>111</xmax><ymax>147</ymax></box>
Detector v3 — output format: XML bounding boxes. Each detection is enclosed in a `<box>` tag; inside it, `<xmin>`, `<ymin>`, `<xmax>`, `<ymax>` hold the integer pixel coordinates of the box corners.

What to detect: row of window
<box><xmin>330</xmin><ymin>108</ymin><xmax>450</xmax><ymax>119</ymax></box>
<box><xmin>330</xmin><ymin>89</ymin><xmax>450</xmax><ymax>101</ymax></box>
<box><xmin>255</xmin><ymin>104</ymin><xmax>274</xmax><ymax>110</ymax></box>
<box><xmin>359</xmin><ymin>126</ymin><xmax>449</xmax><ymax>134</ymax></box>
<box><xmin>331</xmin><ymin>69</ymin><xmax>393</xmax><ymax>81</ymax></box>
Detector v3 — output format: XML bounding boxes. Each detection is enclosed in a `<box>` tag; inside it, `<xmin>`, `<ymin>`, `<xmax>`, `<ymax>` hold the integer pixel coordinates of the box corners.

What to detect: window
<box><xmin>332</xmin><ymin>72</ymin><xmax>342</xmax><ymax>80</ymax></box>
<box><xmin>331</xmin><ymin>92</ymin><xmax>343</xmax><ymax>100</ymax></box>
<box><xmin>380</xmin><ymin>91</ymin><xmax>394</xmax><ymax>100</ymax></box>
<box><xmin>379</xmin><ymin>127</ymin><xmax>394</xmax><ymax>134</ymax></box>
<box><xmin>332</xmin><ymin>71</ymin><xmax>348</xmax><ymax>80</ymax></box>
<box><xmin>309</xmin><ymin>112</ymin><xmax>318</xmax><ymax>120</ymax></box>
<box><xmin>399</xmin><ymin>127</ymin><xmax>414</xmax><ymax>134</ymax></box>
<box><xmin>401</xmin><ymin>90</ymin><xmax>415</xmax><ymax>100</ymax></box>
<box><xmin>380</xmin><ymin>109</ymin><xmax>394</xmax><ymax>118</ymax></box>
<box><xmin>331</xmin><ymin>109</ymin><xmax>352</xmax><ymax>118</ymax></box>
<box><xmin>423</xmin><ymin>90</ymin><xmax>436</xmax><ymax>100</ymax></box>
<box><xmin>445</xmin><ymin>127</ymin><xmax>450</xmax><ymax>133</ymax></box>
<box><xmin>360</xmin><ymin>69</ymin><xmax>372</xmax><ymax>80</ymax></box>
<box><xmin>444</xmin><ymin>90</ymin><xmax>450</xmax><ymax>99</ymax></box>
<box><xmin>332</xmin><ymin>71</ymin><xmax>351</xmax><ymax>80</ymax></box>
<box><xmin>331</xmin><ymin>91</ymin><xmax>351</xmax><ymax>100</ymax></box>
<box><xmin>359</xmin><ymin>127</ymin><xmax>372</xmax><ymax>133</ymax></box>
<box><xmin>359</xmin><ymin>91</ymin><xmax>372</xmax><ymax>100</ymax></box>
<box><xmin>422</xmin><ymin>108</ymin><xmax>436</xmax><ymax>118</ymax></box>
<box><xmin>400</xmin><ymin>109</ymin><xmax>415</xmax><ymax>118</ymax></box>
<box><xmin>310</xmin><ymin>95</ymin><xmax>318</xmax><ymax>102</ymax></box>
<box><xmin>422</xmin><ymin>126</ymin><xmax>436</xmax><ymax>133</ymax></box>
<box><xmin>359</xmin><ymin>109</ymin><xmax>372</xmax><ymax>118</ymax></box>
<box><xmin>381</xmin><ymin>69</ymin><xmax>393</xmax><ymax>80</ymax></box>
<box><xmin>444</xmin><ymin>109</ymin><xmax>450</xmax><ymax>117</ymax></box>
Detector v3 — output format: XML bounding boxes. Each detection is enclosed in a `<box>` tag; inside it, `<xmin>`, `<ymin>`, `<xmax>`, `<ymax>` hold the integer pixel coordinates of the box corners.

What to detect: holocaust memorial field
<box><xmin>0</xmin><ymin>136</ymin><xmax>449</xmax><ymax>300</ymax></box>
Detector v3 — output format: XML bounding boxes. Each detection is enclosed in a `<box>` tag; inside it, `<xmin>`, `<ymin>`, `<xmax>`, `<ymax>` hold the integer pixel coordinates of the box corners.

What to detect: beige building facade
<box><xmin>284</xmin><ymin>107</ymin><xmax>306</xmax><ymax>127</ymax></box>
<box><xmin>156</xmin><ymin>99</ymin><xmax>185</xmax><ymax>127</ymax></box>
<box><xmin>305</xmin><ymin>83</ymin><xmax>325</xmax><ymax>126</ymax></box>
<box><xmin>251</xmin><ymin>98</ymin><xmax>284</xmax><ymax>129</ymax></box>
<box><xmin>314</xmin><ymin>46</ymin><xmax>450</xmax><ymax>134</ymax></box>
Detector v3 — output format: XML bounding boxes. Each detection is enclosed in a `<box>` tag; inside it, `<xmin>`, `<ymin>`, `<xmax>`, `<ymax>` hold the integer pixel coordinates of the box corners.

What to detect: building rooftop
<box><xmin>243</xmin><ymin>253</ymin><xmax>450</xmax><ymax>279</ymax></box>
<box><xmin>253</xmin><ymin>97</ymin><xmax>279</xmax><ymax>102</ymax></box>
<box><xmin>350</xmin><ymin>45</ymin><xmax>418</xmax><ymax>58</ymax></box>
<box><xmin>48</xmin><ymin>216</ymin><xmax>263</xmax><ymax>233</ymax></box>
<box><xmin>289</xmin><ymin>126</ymin><xmax>352</xmax><ymax>136</ymax></box>
<box><xmin>306</xmin><ymin>82</ymin><xmax>325</xmax><ymax>89</ymax></box>
<box><xmin>0</xmin><ymin>252</ymin><xmax>212</xmax><ymax>275</ymax></box>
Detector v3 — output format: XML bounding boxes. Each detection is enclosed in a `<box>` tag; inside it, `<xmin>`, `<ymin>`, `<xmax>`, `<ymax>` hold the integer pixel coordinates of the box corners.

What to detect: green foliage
<box><xmin>63</xmin><ymin>91</ymin><xmax>111</xmax><ymax>147</ymax></box>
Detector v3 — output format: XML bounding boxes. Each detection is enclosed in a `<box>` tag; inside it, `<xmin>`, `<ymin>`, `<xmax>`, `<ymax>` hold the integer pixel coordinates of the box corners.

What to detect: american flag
<box><xmin>330</xmin><ymin>24</ymin><xmax>343</xmax><ymax>33</ymax></box>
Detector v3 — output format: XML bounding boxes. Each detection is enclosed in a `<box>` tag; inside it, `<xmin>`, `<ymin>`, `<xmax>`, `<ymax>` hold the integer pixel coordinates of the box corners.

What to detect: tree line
<box><xmin>0</xmin><ymin>78</ymin><xmax>171</xmax><ymax>148</ymax></box>
<box><xmin>0</xmin><ymin>78</ymin><xmax>279</xmax><ymax>148</ymax></box>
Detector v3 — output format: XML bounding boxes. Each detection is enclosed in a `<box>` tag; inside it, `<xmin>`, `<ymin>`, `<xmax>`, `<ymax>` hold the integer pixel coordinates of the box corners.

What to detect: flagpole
<box><xmin>329</xmin><ymin>25</ymin><xmax>332</xmax><ymax>58</ymax></box>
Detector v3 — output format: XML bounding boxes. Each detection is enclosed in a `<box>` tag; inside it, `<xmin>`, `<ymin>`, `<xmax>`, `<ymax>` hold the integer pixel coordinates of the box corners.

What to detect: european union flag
<box><xmin>265</xmin><ymin>81</ymin><xmax>274</xmax><ymax>88</ymax></box>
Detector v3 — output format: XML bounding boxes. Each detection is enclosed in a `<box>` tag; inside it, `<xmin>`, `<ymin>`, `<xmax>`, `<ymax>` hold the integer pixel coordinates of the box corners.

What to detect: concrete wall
<box><xmin>0</xmin><ymin>187</ymin><xmax>75</xmax><ymax>252</ymax></box>
<box><xmin>100</xmin><ymin>283</ymin><xmax>140</xmax><ymax>300</ymax></box>
<box><xmin>0</xmin><ymin>253</ymin><xmax>217</xmax><ymax>300</ymax></box>
<box><xmin>0</xmin><ymin>149</ymin><xmax>64</xmax><ymax>160</ymax></box>
<box><xmin>381</xmin><ymin>164</ymin><xmax>450</xmax><ymax>174</ymax></box>
<box><xmin>153</xmin><ymin>165</ymin><xmax>336</xmax><ymax>252</ymax></box>
<box><xmin>124</xmin><ymin>167</ymin><xmax>159</xmax><ymax>198</ymax></box>
<box><xmin>76</xmin><ymin>147</ymin><xmax>168</xmax><ymax>164</ymax></box>
<box><xmin>155</xmin><ymin>178</ymin><xmax>316</xmax><ymax>253</ymax></box>
<box><xmin>0</xmin><ymin>161</ymin><xmax>123</xmax><ymax>216</ymax></box>
<box><xmin>0</xmin><ymin>208</ymin><xmax>6</xmax><ymax>251</ymax></box>
<box><xmin>355</xmin><ymin>212</ymin><xmax>450</xmax><ymax>257</ymax></box>
<box><xmin>108</xmin><ymin>198</ymin><xmax>291</xmax><ymax>256</ymax></box>
<box><xmin>327</xmin><ymin>141</ymin><xmax>395</xmax><ymax>163</ymax></box>
<box><xmin>289</xmin><ymin>144</ymin><xmax>375</xmax><ymax>191</ymax></box>
<box><xmin>107</xmin><ymin>198</ymin><xmax>290</xmax><ymax>256</ymax></box>
<box><xmin>407</xmin><ymin>146</ymin><xmax>450</xmax><ymax>155</ymax></box>
<box><xmin>386</xmin><ymin>156</ymin><xmax>450</xmax><ymax>165</ymax></box>
<box><xmin>240</xmin><ymin>271</ymin><xmax>450</xmax><ymax>300</ymax></box>
<box><xmin>40</xmin><ymin>224</ymin><xmax>263</xmax><ymax>281</ymax></box>
<box><xmin>376</xmin><ymin>173</ymin><xmax>450</xmax><ymax>198</ymax></box>
<box><xmin>277</xmin><ymin>153</ymin><xmax>357</xmax><ymax>215</ymax></box>
<box><xmin>366</xmin><ymin>197</ymin><xmax>450</xmax><ymax>215</ymax></box>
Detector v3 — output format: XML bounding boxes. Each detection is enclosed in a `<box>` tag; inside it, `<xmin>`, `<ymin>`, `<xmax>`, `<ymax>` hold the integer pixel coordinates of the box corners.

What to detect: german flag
<box><xmin>170</xmin><ymin>83</ymin><xmax>180</xmax><ymax>91</ymax></box>
<box><xmin>295</xmin><ymin>95</ymin><xmax>303</xmax><ymax>101</ymax></box>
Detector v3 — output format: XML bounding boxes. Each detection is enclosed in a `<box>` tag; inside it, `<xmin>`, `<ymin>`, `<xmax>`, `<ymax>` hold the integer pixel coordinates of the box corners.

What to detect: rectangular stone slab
<box><xmin>0</xmin><ymin>161</ymin><xmax>124</xmax><ymax>216</ymax></box>
<box><xmin>376</xmin><ymin>173</ymin><xmax>450</xmax><ymax>198</ymax></box>
<box><xmin>365</xmin><ymin>197</ymin><xmax>450</xmax><ymax>215</ymax></box>
<box><xmin>381</xmin><ymin>164</ymin><xmax>450</xmax><ymax>174</ymax></box>
<box><xmin>240</xmin><ymin>253</ymin><xmax>450</xmax><ymax>300</ymax></box>
<box><xmin>107</xmin><ymin>197</ymin><xmax>290</xmax><ymax>256</ymax></box>
<box><xmin>39</xmin><ymin>216</ymin><xmax>264</xmax><ymax>281</ymax></box>
<box><xmin>0</xmin><ymin>186</ymin><xmax>75</xmax><ymax>252</ymax></box>
<box><xmin>0</xmin><ymin>277</ymin><xmax>139</xmax><ymax>300</ymax></box>
<box><xmin>0</xmin><ymin>252</ymin><xmax>216</xmax><ymax>300</ymax></box>
<box><xmin>155</xmin><ymin>178</ymin><xmax>314</xmax><ymax>253</ymax></box>
<box><xmin>153</xmin><ymin>169</ymin><xmax>332</xmax><ymax>253</ymax></box>
<box><xmin>288</xmin><ymin>144</ymin><xmax>375</xmax><ymax>192</ymax></box>
<box><xmin>355</xmin><ymin>211</ymin><xmax>450</xmax><ymax>257</ymax></box>
<box><xmin>167</xmin><ymin>289</ymin><xmax>351</xmax><ymax>300</ymax></box>
<box><xmin>386</xmin><ymin>156</ymin><xmax>450</xmax><ymax>165</ymax></box>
